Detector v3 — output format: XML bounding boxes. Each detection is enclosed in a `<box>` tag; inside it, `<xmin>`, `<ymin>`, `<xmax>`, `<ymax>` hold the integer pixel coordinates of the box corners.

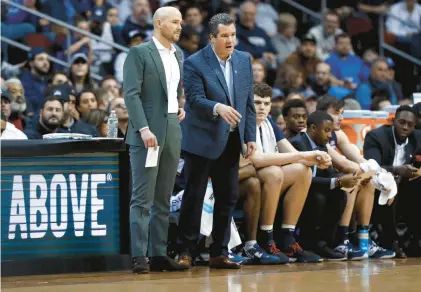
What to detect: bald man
<box><xmin>123</xmin><ymin>6</ymin><xmax>187</xmax><ymax>274</ymax></box>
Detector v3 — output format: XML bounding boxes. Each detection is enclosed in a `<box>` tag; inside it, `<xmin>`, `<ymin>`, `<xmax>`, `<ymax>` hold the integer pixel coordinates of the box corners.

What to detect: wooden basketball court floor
<box><xmin>2</xmin><ymin>258</ymin><xmax>421</xmax><ymax>292</ymax></box>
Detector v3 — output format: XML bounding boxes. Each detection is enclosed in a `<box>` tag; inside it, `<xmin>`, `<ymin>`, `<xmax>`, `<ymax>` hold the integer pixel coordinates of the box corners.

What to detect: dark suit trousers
<box><xmin>178</xmin><ymin>129</ymin><xmax>241</xmax><ymax>257</ymax></box>
<box><xmin>298</xmin><ymin>186</ymin><xmax>347</xmax><ymax>247</ymax></box>
<box><xmin>372</xmin><ymin>178</ymin><xmax>421</xmax><ymax>247</ymax></box>
<box><xmin>129</xmin><ymin>114</ymin><xmax>181</xmax><ymax>257</ymax></box>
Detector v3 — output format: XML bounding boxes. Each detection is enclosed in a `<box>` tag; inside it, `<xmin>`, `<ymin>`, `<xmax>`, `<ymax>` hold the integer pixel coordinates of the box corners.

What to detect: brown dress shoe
<box><xmin>177</xmin><ymin>254</ymin><xmax>193</xmax><ymax>269</ymax></box>
<box><xmin>209</xmin><ymin>255</ymin><xmax>242</xmax><ymax>269</ymax></box>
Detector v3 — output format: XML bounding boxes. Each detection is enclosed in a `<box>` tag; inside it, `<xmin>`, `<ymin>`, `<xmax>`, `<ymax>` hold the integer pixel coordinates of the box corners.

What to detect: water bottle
<box><xmin>358</xmin><ymin>229</ymin><xmax>369</xmax><ymax>254</ymax></box>
<box><xmin>107</xmin><ymin>110</ymin><xmax>118</xmax><ymax>138</ymax></box>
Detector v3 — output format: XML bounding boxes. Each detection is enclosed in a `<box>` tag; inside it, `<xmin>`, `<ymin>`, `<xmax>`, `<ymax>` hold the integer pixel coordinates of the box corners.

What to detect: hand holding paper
<box><xmin>145</xmin><ymin>146</ymin><xmax>160</xmax><ymax>168</ymax></box>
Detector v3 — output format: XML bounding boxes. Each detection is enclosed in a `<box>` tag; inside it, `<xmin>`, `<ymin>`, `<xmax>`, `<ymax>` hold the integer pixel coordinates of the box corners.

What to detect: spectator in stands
<box><xmin>251</xmin><ymin>0</ymin><xmax>279</xmax><ymax>36</ymax></box>
<box><xmin>271</xmin><ymin>13</ymin><xmax>300</xmax><ymax>63</ymax></box>
<box><xmin>371</xmin><ymin>88</ymin><xmax>392</xmax><ymax>111</ymax></box>
<box><xmin>307</xmin><ymin>11</ymin><xmax>344</xmax><ymax>60</ymax></box>
<box><xmin>317</xmin><ymin>95</ymin><xmax>395</xmax><ymax>260</ymax></box>
<box><xmin>271</xmin><ymin>110</ymin><xmax>286</xmax><ymax>133</ymax></box>
<box><xmin>325</xmin><ymin>33</ymin><xmax>368</xmax><ymax>89</ymax></box>
<box><xmin>183</xmin><ymin>5</ymin><xmax>209</xmax><ymax>48</ymax></box>
<box><xmin>236</xmin><ymin>1</ymin><xmax>277</xmax><ymax>64</ymax></box>
<box><xmin>282</xmin><ymin>99</ymin><xmax>307</xmax><ymax>140</ymax></box>
<box><xmin>0</xmin><ymin>111</ymin><xmax>27</xmax><ymax>140</ymax></box>
<box><xmin>121</xmin><ymin>0</ymin><xmax>153</xmax><ymax>46</ymax></box>
<box><xmin>82</xmin><ymin>109</ymin><xmax>108</xmax><ymax>137</ymax></box>
<box><xmin>290</xmin><ymin>111</ymin><xmax>359</xmax><ymax>260</ymax></box>
<box><xmin>100</xmin><ymin>76</ymin><xmax>121</xmax><ymax>99</ymax></box>
<box><xmin>107</xmin><ymin>6</ymin><xmax>121</xmax><ymax>28</ymax></box>
<box><xmin>76</xmin><ymin>89</ymin><xmax>98</xmax><ymax>116</ymax></box>
<box><xmin>308</xmin><ymin>62</ymin><xmax>332</xmax><ymax>96</ymax></box>
<box><xmin>110</xmin><ymin>97</ymin><xmax>127</xmax><ymax>138</ymax></box>
<box><xmin>252</xmin><ymin>60</ymin><xmax>266</xmax><ymax>83</ymax></box>
<box><xmin>355</xmin><ymin>58</ymin><xmax>399</xmax><ymax>110</ymax></box>
<box><xmin>279</xmin><ymin>35</ymin><xmax>321</xmax><ymax>82</ymax></box>
<box><xmin>385</xmin><ymin>57</ymin><xmax>404</xmax><ymax>103</ymax></box>
<box><xmin>95</xmin><ymin>88</ymin><xmax>110</xmax><ymax>112</ymax></box>
<box><xmin>275</xmin><ymin>65</ymin><xmax>315</xmax><ymax>99</ymax></box>
<box><xmin>24</xmin><ymin>95</ymin><xmax>64</xmax><ymax>139</ymax></box>
<box><xmin>57</xmin><ymin>15</ymin><xmax>92</xmax><ymax>71</ymax></box>
<box><xmin>177</xmin><ymin>25</ymin><xmax>200</xmax><ymax>59</ymax></box>
<box><xmin>90</xmin><ymin>0</ymin><xmax>113</xmax><ymax>24</ymax></box>
<box><xmin>48</xmin><ymin>84</ymin><xmax>98</xmax><ymax>136</ymax></box>
<box><xmin>68</xmin><ymin>53</ymin><xmax>96</xmax><ymax>95</ymax></box>
<box><xmin>1</xmin><ymin>1</ymin><xmax>36</xmax><ymax>62</ymax></box>
<box><xmin>364</xmin><ymin>105</ymin><xmax>421</xmax><ymax>257</ymax></box>
<box><xmin>248</xmin><ymin>83</ymin><xmax>331</xmax><ymax>263</ymax></box>
<box><xmin>386</xmin><ymin>0</ymin><xmax>421</xmax><ymax>45</ymax></box>
<box><xmin>51</xmin><ymin>72</ymin><xmax>71</xmax><ymax>87</ymax></box>
<box><xmin>114</xmin><ymin>30</ymin><xmax>146</xmax><ymax>83</ymax></box>
<box><xmin>271</xmin><ymin>94</ymin><xmax>285</xmax><ymax>114</ymax></box>
<box><xmin>20</xmin><ymin>47</ymin><xmax>50</xmax><ymax>117</ymax></box>
<box><xmin>4</xmin><ymin>78</ymin><xmax>27</xmax><ymax>131</ymax></box>
<box><xmin>108</xmin><ymin>0</ymin><xmax>131</xmax><ymax>25</ymax></box>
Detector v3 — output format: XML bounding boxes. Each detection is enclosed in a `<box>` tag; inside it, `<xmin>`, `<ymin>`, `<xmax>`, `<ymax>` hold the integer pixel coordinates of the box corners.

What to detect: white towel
<box><xmin>360</xmin><ymin>159</ymin><xmax>398</xmax><ymax>205</ymax></box>
<box><xmin>256</xmin><ymin>118</ymin><xmax>278</xmax><ymax>153</ymax></box>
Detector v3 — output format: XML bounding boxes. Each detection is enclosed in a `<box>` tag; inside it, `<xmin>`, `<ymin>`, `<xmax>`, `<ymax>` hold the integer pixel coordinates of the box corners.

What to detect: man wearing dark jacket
<box><xmin>290</xmin><ymin>111</ymin><xmax>359</xmax><ymax>261</ymax></box>
<box><xmin>363</xmin><ymin>105</ymin><xmax>421</xmax><ymax>256</ymax></box>
<box><xmin>24</xmin><ymin>96</ymin><xmax>64</xmax><ymax>139</ymax></box>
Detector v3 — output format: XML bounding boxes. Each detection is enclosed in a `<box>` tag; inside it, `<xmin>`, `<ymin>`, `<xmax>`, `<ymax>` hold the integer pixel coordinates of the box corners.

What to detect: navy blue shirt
<box><xmin>235</xmin><ymin>23</ymin><xmax>276</xmax><ymax>59</ymax></box>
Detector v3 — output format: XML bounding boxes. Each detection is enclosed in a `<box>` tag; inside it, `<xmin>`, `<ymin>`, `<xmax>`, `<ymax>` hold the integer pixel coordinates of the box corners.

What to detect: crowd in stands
<box><xmin>1</xmin><ymin>0</ymin><xmax>421</xmax><ymax>264</ymax></box>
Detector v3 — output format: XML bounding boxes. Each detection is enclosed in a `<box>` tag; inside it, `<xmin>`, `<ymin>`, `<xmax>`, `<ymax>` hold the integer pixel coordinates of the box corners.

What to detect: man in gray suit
<box><xmin>123</xmin><ymin>6</ymin><xmax>187</xmax><ymax>274</ymax></box>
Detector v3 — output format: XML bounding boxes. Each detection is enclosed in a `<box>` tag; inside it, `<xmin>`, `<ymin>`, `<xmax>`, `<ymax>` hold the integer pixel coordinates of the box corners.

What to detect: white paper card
<box><xmin>145</xmin><ymin>146</ymin><xmax>159</xmax><ymax>167</ymax></box>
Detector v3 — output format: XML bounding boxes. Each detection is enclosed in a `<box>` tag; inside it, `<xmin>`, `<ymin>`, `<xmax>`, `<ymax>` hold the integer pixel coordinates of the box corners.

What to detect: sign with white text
<box><xmin>1</xmin><ymin>153</ymin><xmax>120</xmax><ymax>261</ymax></box>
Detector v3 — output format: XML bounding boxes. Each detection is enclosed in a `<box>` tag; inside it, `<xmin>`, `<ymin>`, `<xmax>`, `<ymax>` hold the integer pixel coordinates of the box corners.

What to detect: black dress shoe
<box><xmin>133</xmin><ymin>256</ymin><xmax>149</xmax><ymax>274</ymax></box>
<box><xmin>150</xmin><ymin>255</ymin><xmax>190</xmax><ymax>271</ymax></box>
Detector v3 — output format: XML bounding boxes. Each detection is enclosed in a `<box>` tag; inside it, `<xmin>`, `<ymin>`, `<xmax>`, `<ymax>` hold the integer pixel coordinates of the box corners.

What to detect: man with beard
<box><xmin>355</xmin><ymin>58</ymin><xmax>399</xmax><ymax>110</ymax></box>
<box><xmin>325</xmin><ymin>33</ymin><xmax>368</xmax><ymax>89</ymax></box>
<box><xmin>364</xmin><ymin>105</ymin><xmax>421</xmax><ymax>257</ymax></box>
<box><xmin>121</xmin><ymin>0</ymin><xmax>154</xmax><ymax>46</ymax></box>
<box><xmin>47</xmin><ymin>84</ymin><xmax>99</xmax><ymax>136</ymax></box>
<box><xmin>20</xmin><ymin>47</ymin><xmax>51</xmax><ymax>117</ymax></box>
<box><xmin>123</xmin><ymin>6</ymin><xmax>186</xmax><ymax>273</ymax></box>
<box><xmin>4</xmin><ymin>78</ymin><xmax>28</xmax><ymax>131</ymax></box>
<box><xmin>24</xmin><ymin>96</ymin><xmax>64</xmax><ymax>139</ymax></box>
<box><xmin>276</xmin><ymin>35</ymin><xmax>321</xmax><ymax>84</ymax></box>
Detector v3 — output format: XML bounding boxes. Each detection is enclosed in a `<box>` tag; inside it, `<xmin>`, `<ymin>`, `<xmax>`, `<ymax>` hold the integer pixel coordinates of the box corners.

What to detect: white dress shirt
<box><xmin>392</xmin><ymin>127</ymin><xmax>409</xmax><ymax>167</ymax></box>
<box><xmin>152</xmin><ymin>36</ymin><xmax>180</xmax><ymax>114</ymax></box>
<box><xmin>386</xmin><ymin>2</ymin><xmax>421</xmax><ymax>37</ymax></box>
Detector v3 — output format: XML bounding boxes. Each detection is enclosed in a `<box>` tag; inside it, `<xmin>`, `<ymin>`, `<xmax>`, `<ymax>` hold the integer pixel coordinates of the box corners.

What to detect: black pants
<box><xmin>177</xmin><ymin>130</ymin><xmax>241</xmax><ymax>257</ymax></box>
<box><xmin>298</xmin><ymin>186</ymin><xmax>347</xmax><ymax>247</ymax></box>
<box><xmin>372</xmin><ymin>178</ymin><xmax>421</xmax><ymax>247</ymax></box>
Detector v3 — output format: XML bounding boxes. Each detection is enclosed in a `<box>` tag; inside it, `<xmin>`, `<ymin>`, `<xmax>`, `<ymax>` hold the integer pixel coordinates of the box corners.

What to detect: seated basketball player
<box><xmin>244</xmin><ymin>83</ymin><xmax>332</xmax><ymax>263</ymax></box>
<box><xmin>317</xmin><ymin>95</ymin><xmax>396</xmax><ymax>259</ymax></box>
<box><xmin>364</xmin><ymin>105</ymin><xmax>421</xmax><ymax>257</ymax></box>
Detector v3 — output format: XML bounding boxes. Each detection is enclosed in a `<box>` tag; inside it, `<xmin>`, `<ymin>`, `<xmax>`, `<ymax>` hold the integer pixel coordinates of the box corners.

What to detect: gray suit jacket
<box><xmin>123</xmin><ymin>40</ymin><xmax>183</xmax><ymax>146</ymax></box>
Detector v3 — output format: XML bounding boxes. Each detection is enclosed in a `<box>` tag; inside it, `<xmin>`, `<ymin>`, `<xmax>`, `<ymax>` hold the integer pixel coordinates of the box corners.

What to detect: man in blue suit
<box><xmin>177</xmin><ymin>13</ymin><xmax>257</xmax><ymax>269</ymax></box>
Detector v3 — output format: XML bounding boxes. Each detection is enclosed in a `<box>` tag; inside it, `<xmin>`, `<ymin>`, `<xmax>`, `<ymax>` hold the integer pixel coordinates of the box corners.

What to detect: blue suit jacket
<box><xmin>181</xmin><ymin>44</ymin><xmax>256</xmax><ymax>159</ymax></box>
